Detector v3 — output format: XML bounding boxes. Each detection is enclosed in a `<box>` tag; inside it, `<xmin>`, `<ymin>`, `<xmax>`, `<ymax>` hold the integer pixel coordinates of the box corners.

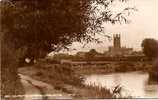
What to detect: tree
<box><xmin>142</xmin><ymin>38</ymin><xmax>158</xmax><ymax>82</ymax></box>
<box><xmin>85</xmin><ymin>49</ymin><xmax>98</xmax><ymax>60</ymax></box>
<box><xmin>141</xmin><ymin>38</ymin><xmax>158</xmax><ymax>59</ymax></box>
<box><xmin>1</xmin><ymin>0</ymin><xmax>134</xmax><ymax>98</ymax></box>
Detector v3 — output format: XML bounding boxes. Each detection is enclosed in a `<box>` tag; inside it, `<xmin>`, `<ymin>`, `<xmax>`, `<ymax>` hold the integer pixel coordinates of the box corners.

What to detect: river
<box><xmin>84</xmin><ymin>71</ymin><xmax>158</xmax><ymax>98</ymax></box>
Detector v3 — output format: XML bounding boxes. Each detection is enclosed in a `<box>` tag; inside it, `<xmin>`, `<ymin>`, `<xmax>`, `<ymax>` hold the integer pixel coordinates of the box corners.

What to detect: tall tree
<box><xmin>1</xmin><ymin>0</ymin><xmax>134</xmax><ymax>98</ymax></box>
<box><xmin>141</xmin><ymin>38</ymin><xmax>158</xmax><ymax>59</ymax></box>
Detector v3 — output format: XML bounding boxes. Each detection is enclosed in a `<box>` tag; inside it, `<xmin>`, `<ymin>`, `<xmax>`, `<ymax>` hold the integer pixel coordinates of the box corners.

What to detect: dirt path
<box><xmin>19</xmin><ymin>74</ymin><xmax>72</xmax><ymax>100</ymax></box>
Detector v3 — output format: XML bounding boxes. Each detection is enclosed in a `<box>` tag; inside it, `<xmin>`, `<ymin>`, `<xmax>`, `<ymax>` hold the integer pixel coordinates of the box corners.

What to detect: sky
<box><xmin>51</xmin><ymin>0</ymin><xmax>158</xmax><ymax>55</ymax></box>
<box><xmin>103</xmin><ymin>0</ymin><xmax>158</xmax><ymax>50</ymax></box>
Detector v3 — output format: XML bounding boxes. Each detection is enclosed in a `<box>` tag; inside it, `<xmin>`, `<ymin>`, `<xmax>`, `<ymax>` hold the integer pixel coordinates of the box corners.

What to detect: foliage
<box><xmin>1</xmin><ymin>0</ymin><xmax>135</xmax><ymax>58</ymax></box>
<box><xmin>141</xmin><ymin>38</ymin><xmax>158</xmax><ymax>59</ymax></box>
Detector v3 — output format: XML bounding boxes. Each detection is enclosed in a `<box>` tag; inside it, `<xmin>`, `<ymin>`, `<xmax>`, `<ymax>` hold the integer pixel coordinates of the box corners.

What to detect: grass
<box><xmin>76</xmin><ymin>84</ymin><xmax>112</xmax><ymax>98</ymax></box>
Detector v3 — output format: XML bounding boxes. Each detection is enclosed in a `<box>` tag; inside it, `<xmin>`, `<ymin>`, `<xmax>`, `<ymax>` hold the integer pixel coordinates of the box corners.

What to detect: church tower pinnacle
<box><xmin>113</xmin><ymin>34</ymin><xmax>121</xmax><ymax>49</ymax></box>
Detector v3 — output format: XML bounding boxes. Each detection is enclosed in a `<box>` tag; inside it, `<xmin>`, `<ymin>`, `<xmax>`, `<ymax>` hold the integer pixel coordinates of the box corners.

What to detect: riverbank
<box><xmin>18</xmin><ymin>62</ymin><xmax>113</xmax><ymax>99</ymax></box>
<box><xmin>73</xmin><ymin>61</ymin><xmax>153</xmax><ymax>75</ymax></box>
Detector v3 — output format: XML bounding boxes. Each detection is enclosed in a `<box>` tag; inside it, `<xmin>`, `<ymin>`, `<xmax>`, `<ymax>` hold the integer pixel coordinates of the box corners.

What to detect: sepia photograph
<box><xmin>1</xmin><ymin>0</ymin><xmax>158</xmax><ymax>100</ymax></box>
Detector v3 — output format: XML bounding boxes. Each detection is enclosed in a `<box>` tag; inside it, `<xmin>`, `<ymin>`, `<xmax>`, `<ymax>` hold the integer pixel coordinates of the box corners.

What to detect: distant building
<box><xmin>113</xmin><ymin>34</ymin><xmax>121</xmax><ymax>49</ymax></box>
<box><xmin>108</xmin><ymin>34</ymin><xmax>133</xmax><ymax>57</ymax></box>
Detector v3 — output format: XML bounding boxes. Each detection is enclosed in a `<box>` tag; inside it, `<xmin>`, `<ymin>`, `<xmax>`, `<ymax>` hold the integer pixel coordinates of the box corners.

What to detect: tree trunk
<box><xmin>1</xmin><ymin>36</ymin><xmax>25</xmax><ymax>100</ymax></box>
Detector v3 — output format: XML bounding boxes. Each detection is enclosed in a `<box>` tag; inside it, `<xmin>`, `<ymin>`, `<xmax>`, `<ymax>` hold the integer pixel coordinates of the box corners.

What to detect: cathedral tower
<box><xmin>113</xmin><ymin>34</ymin><xmax>121</xmax><ymax>49</ymax></box>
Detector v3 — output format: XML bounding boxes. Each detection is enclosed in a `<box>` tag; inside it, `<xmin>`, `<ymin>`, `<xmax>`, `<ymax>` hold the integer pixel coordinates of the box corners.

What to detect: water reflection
<box><xmin>84</xmin><ymin>72</ymin><xmax>158</xmax><ymax>98</ymax></box>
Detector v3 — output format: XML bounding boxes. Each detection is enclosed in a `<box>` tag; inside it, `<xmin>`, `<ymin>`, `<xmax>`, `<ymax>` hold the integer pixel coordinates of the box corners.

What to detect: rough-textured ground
<box><xmin>20</xmin><ymin>74</ymin><xmax>72</xmax><ymax>100</ymax></box>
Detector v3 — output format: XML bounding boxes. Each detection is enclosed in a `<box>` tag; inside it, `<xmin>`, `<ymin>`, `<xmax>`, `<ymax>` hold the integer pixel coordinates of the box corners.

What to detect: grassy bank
<box><xmin>19</xmin><ymin>62</ymin><xmax>113</xmax><ymax>98</ymax></box>
<box><xmin>73</xmin><ymin>61</ymin><xmax>152</xmax><ymax>75</ymax></box>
